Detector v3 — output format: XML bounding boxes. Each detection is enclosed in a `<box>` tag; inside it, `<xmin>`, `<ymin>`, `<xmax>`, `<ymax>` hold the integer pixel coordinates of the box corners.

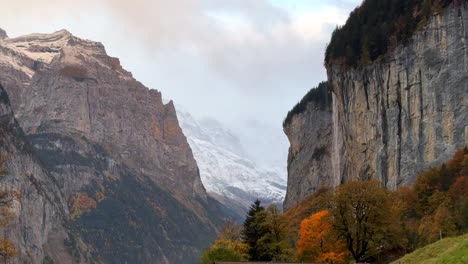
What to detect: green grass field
<box><xmin>393</xmin><ymin>234</ymin><xmax>468</xmax><ymax>264</ymax></box>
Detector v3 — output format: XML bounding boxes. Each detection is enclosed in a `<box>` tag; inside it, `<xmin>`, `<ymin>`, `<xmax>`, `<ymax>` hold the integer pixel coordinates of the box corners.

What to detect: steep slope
<box><xmin>284</xmin><ymin>2</ymin><xmax>467</xmax><ymax>209</ymax></box>
<box><xmin>392</xmin><ymin>234</ymin><xmax>468</xmax><ymax>264</ymax></box>
<box><xmin>0</xmin><ymin>29</ymin><xmax>226</xmax><ymax>263</ymax></box>
<box><xmin>283</xmin><ymin>82</ymin><xmax>334</xmax><ymax>210</ymax></box>
<box><xmin>0</xmin><ymin>84</ymin><xmax>92</xmax><ymax>264</ymax></box>
<box><xmin>177</xmin><ymin>109</ymin><xmax>286</xmax><ymax>216</ymax></box>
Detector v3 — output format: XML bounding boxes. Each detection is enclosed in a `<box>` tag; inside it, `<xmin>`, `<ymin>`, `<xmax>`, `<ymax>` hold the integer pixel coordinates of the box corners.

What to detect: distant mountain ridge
<box><xmin>177</xmin><ymin>108</ymin><xmax>287</xmax><ymax>216</ymax></box>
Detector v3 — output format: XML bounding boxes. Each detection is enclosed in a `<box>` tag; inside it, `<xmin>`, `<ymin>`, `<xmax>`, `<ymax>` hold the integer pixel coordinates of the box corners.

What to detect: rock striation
<box><xmin>0</xmin><ymin>29</ymin><xmax>226</xmax><ymax>263</ymax></box>
<box><xmin>284</xmin><ymin>3</ymin><xmax>468</xmax><ymax>210</ymax></box>
<box><xmin>283</xmin><ymin>83</ymin><xmax>334</xmax><ymax>210</ymax></box>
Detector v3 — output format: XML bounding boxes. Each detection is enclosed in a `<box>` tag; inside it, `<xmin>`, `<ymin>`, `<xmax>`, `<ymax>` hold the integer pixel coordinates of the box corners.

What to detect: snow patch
<box><xmin>177</xmin><ymin>107</ymin><xmax>286</xmax><ymax>213</ymax></box>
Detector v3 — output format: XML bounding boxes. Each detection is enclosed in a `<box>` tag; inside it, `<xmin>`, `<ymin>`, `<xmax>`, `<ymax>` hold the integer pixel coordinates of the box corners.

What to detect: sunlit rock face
<box><xmin>284</xmin><ymin>3</ymin><xmax>467</xmax><ymax>210</ymax></box>
<box><xmin>0</xmin><ymin>29</ymin><xmax>226</xmax><ymax>263</ymax></box>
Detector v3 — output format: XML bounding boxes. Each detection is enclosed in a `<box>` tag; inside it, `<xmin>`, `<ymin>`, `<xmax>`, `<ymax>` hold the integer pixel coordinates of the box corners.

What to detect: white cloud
<box><xmin>0</xmin><ymin>0</ymin><xmax>360</xmax><ymax>168</ymax></box>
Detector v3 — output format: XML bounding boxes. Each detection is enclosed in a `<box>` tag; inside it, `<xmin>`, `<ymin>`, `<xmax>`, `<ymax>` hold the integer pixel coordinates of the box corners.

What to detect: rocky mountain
<box><xmin>177</xmin><ymin>108</ymin><xmax>286</xmax><ymax>217</ymax></box>
<box><xmin>284</xmin><ymin>2</ymin><xmax>467</xmax><ymax>210</ymax></box>
<box><xmin>0</xmin><ymin>29</ymin><xmax>226</xmax><ymax>263</ymax></box>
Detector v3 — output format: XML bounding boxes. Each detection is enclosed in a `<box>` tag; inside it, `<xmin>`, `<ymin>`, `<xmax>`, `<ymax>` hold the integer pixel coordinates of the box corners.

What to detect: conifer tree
<box><xmin>257</xmin><ymin>205</ymin><xmax>294</xmax><ymax>261</ymax></box>
<box><xmin>241</xmin><ymin>200</ymin><xmax>267</xmax><ymax>260</ymax></box>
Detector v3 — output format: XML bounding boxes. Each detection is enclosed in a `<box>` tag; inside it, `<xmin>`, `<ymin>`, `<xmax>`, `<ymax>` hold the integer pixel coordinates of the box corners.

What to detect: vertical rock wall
<box><xmin>284</xmin><ymin>3</ymin><xmax>467</xmax><ymax>210</ymax></box>
<box><xmin>329</xmin><ymin>3</ymin><xmax>467</xmax><ymax>188</ymax></box>
<box><xmin>283</xmin><ymin>85</ymin><xmax>334</xmax><ymax>210</ymax></box>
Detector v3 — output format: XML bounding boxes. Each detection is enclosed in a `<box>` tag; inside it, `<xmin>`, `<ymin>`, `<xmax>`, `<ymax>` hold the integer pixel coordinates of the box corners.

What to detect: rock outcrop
<box><xmin>0</xmin><ymin>29</ymin><xmax>225</xmax><ymax>263</ymax></box>
<box><xmin>284</xmin><ymin>3</ymin><xmax>467</xmax><ymax>210</ymax></box>
<box><xmin>0</xmin><ymin>28</ymin><xmax>7</xmax><ymax>40</ymax></box>
<box><xmin>283</xmin><ymin>83</ymin><xmax>334</xmax><ymax>210</ymax></box>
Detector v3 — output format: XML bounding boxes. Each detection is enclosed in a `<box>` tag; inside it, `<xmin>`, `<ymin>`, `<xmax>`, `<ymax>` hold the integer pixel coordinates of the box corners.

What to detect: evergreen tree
<box><xmin>257</xmin><ymin>205</ymin><xmax>295</xmax><ymax>261</ymax></box>
<box><xmin>241</xmin><ymin>200</ymin><xmax>267</xmax><ymax>260</ymax></box>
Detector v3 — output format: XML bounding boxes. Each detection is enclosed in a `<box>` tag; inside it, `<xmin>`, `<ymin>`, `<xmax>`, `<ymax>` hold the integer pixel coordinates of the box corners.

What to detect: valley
<box><xmin>0</xmin><ymin>0</ymin><xmax>466</xmax><ymax>263</ymax></box>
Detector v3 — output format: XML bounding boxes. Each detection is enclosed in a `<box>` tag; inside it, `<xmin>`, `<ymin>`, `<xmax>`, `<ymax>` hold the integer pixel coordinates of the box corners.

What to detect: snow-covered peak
<box><xmin>176</xmin><ymin>107</ymin><xmax>287</xmax><ymax>215</ymax></box>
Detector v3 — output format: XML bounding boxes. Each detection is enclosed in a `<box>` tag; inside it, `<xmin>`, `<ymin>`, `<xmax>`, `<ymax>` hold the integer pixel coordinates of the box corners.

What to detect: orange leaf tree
<box><xmin>297</xmin><ymin>210</ymin><xmax>347</xmax><ymax>263</ymax></box>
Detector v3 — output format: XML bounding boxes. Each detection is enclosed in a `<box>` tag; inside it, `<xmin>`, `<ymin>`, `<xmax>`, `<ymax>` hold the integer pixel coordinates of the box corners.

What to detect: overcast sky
<box><xmin>0</xmin><ymin>0</ymin><xmax>361</xmax><ymax>168</ymax></box>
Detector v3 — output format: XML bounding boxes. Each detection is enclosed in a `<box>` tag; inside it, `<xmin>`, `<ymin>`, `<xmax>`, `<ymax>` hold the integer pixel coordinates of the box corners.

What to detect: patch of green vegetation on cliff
<box><xmin>325</xmin><ymin>0</ymin><xmax>460</xmax><ymax>68</ymax></box>
<box><xmin>392</xmin><ymin>234</ymin><xmax>468</xmax><ymax>264</ymax></box>
<box><xmin>283</xmin><ymin>81</ymin><xmax>331</xmax><ymax>127</ymax></box>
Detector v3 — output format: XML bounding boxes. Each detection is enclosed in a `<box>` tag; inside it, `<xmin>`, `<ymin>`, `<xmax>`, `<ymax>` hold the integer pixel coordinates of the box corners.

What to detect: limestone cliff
<box><xmin>0</xmin><ymin>84</ymin><xmax>92</xmax><ymax>264</ymax></box>
<box><xmin>283</xmin><ymin>82</ymin><xmax>334</xmax><ymax>210</ymax></box>
<box><xmin>284</xmin><ymin>2</ymin><xmax>467</xmax><ymax>210</ymax></box>
<box><xmin>0</xmin><ymin>29</ymin><xmax>225</xmax><ymax>263</ymax></box>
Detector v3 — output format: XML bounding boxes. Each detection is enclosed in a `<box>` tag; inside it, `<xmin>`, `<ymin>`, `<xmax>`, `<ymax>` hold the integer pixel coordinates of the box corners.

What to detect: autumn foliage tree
<box><xmin>329</xmin><ymin>181</ymin><xmax>405</xmax><ymax>263</ymax></box>
<box><xmin>200</xmin><ymin>220</ymin><xmax>248</xmax><ymax>264</ymax></box>
<box><xmin>297</xmin><ymin>210</ymin><xmax>347</xmax><ymax>263</ymax></box>
<box><xmin>399</xmin><ymin>148</ymin><xmax>468</xmax><ymax>247</ymax></box>
<box><xmin>290</xmin><ymin>149</ymin><xmax>467</xmax><ymax>262</ymax></box>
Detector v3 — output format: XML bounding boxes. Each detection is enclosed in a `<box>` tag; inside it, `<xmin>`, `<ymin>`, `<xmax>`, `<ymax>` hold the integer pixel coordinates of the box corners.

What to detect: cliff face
<box><xmin>283</xmin><ymin>84</ymin><xmax>334</xmax><ymax>210</ymax></box>
<box><xmin>0</xmin><ymin>30</ymin><xmax>224</xmax><ymax>263</ymax></box>
<box><xmin>0</xmin><ymin>84</ymin><xmax>92</xmax><ymax>264</ymax></box>
<box><xmin>330</xmin><ymin>3</ymin><xmax>468</xmax><ymax>188</ymax></box>
<box><xmin>284</xmin><ymin>3</ymin><xmax>467</xmax><ymax>210</ymax></box>
<box><xmin>1</xmin><ymin>30</ymin><xmax>204</xmax><ymax>198</ymax></box>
